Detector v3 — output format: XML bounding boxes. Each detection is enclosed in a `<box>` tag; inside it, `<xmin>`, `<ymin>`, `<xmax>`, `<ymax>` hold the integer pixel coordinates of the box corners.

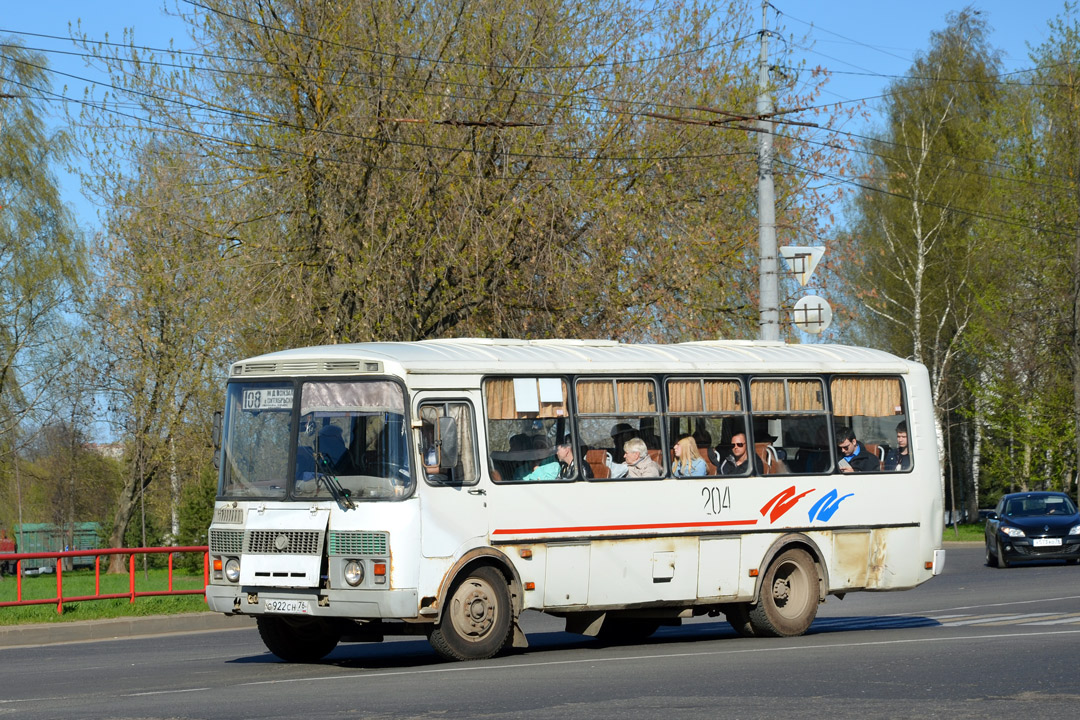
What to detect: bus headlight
<box><xmin>344</xmin><ymin>560</ymin><xmax>365</xmax><ymax>587</ymax></box>
<box><xmin>224</xmin><ymin>557</ymin><xmax>241</xmax><ymax>583</ymax></box>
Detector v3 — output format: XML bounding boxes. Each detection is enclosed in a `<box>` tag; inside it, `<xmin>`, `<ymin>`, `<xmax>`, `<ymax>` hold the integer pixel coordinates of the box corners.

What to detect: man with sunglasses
<box><xmin>836</xmin><ymin>426</ymin><xmax>879</xmax><ymax>473</ymax></box>
<box><xmin>719</xmin><ymin>432</ymin><xmax>764</xmax><ymax>475</ymax></box>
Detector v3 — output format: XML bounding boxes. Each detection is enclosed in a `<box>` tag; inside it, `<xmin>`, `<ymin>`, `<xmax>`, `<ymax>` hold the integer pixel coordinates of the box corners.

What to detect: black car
<box><xmin>985</xmin><ymin>491</ymin><xmax>1080</xmax><ymax>568</ymax></box>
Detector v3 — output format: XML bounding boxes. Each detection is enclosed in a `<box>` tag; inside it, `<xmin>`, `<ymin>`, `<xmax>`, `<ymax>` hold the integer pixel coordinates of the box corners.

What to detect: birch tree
<box><xmin>841</xmin><ymin>9</ymin><xmax>1002</xmax><ymax>509</ymax></box>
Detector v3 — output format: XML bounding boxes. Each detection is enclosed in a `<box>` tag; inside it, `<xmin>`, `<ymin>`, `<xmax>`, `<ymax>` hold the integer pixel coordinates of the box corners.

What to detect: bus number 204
<box><xmin>702</xmin><ymin>486</ymin><xmax>732</xmax><ymax>515</ymax></box>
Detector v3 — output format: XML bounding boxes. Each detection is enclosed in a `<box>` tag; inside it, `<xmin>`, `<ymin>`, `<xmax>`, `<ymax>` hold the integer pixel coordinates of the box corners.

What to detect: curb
<box><xmin>0</xmin><ymin>612</ymin><xmax>256</xmax><ymax>649</ymax></box>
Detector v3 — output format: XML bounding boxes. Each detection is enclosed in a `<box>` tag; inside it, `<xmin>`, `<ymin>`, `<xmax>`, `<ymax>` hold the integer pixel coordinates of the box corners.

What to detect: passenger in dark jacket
<box><xmin>836</xmin><ymin>426</ymin><xmax>879</xmax><ymax>472</ymax></box>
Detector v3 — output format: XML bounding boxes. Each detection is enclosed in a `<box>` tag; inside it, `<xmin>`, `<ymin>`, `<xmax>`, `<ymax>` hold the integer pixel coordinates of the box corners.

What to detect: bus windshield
<box><xmin>219</xmin><ymin>379</ymin><xmax>413</xmax><ymax>500</ymax></box>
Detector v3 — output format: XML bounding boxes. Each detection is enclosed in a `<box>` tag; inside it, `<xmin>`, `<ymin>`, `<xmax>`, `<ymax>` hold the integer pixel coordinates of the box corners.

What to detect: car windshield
<box><xmin>1004</xmin><ymin>496</ymin><xmax>1078</xmax><ymax>516</ymax></box>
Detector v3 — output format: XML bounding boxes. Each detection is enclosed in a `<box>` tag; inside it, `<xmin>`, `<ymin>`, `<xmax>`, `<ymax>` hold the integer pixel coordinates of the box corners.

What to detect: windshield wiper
<box><xmin>313</xmin><ymin>452</ymin><xmax>356</xmax><ymax>510</ymax></box>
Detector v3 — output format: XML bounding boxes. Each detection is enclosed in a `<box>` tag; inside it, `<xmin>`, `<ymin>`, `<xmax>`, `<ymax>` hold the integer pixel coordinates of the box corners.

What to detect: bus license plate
<box><xmin>1033</xmin><ymin>538</ymin><xmax>1062</xmax><ymax>547</ymax></box>
<box><xmin>265</xmin><ymin>599</ymin><xmax>311</xmax><ymax>614</ymax></box>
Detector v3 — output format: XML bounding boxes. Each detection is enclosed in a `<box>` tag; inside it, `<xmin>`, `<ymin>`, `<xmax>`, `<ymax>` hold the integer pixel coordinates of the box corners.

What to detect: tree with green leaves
<box><xmin>0</xmin><ymin>39</ymin><xmax>86</xmax><ymax>531</ymax></box>
<box><xmin>840</xmin><ymin>8</ymin><xmax>1003</xmax><ymax>511</ymax></box>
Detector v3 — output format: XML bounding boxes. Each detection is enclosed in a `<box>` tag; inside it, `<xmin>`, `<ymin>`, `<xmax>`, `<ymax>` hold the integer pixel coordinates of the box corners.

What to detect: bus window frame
<box><xmin>418</xmin><ymin>398</ymin><xmax>481</xmax><ymax>488</ymax></box>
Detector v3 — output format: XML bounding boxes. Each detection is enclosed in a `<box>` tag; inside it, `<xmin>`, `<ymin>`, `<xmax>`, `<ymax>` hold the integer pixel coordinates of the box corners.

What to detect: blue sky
<box><xmin>0</xmin><ymin>0</ymin><xmax>1066</xmax><ymax>232</ymax></box>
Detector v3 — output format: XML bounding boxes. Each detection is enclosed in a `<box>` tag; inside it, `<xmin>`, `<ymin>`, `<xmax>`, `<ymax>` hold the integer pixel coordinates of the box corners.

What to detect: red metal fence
<box><xmin>0</xmin><ymin>546</ymin><xmax>209</xmax><ymax>614</ymax></box>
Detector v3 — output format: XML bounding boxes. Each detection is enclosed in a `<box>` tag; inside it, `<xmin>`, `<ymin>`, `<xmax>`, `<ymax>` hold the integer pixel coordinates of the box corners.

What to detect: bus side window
<box><xmin>830</xmin><ymin>377</ymin><xmax>908</xmax><ymax>473</ymax></box>
<box><xmin>418</xmin><ymin>401</ymin><xmax>479</xmax><ymax>486</ymax></box>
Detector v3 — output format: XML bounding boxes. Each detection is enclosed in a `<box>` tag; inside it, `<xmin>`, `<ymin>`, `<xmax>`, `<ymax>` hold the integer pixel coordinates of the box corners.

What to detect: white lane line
<box><xmin>1024</xmin><ymin>616</ymin><xmax>1080</xmax><ymax>626</ymax></box>
<box><xmin>124</xmin><ymin>687</ymin><xmax>209</xmax><ymax>697</ymax></box>
<box><xmin>238</xmin><ymin>628</ymin><xmax>1080</xmax><ymax>687</ymax></box>
<box><xmin>943</xmin><ymin>613</ymin><xmax>1053</xmax><ymax>626</ymax></box>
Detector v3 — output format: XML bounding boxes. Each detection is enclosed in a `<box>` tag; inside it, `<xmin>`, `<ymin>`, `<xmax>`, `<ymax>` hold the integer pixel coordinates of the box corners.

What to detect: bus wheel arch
<box><xmin>429</xmin><ymin>549</ymin><xmax>522</xmax><ymax>661</ymax></box>
<box><xmin>735</xmin><ymin>534</ymin><xmax>828</xmax><ymax>638</ymax></box>
<box><xmin>753</xmin><ymin>533</ymin><xmax>829</xmax><ymax>604</ymax></box>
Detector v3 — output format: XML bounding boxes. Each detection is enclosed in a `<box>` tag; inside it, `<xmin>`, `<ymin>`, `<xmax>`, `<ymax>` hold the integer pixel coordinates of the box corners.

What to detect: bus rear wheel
<box><xmin>256</xmin><ymin>616</ymin><xmax>340</xmax><ymax>663</ymax></box>
<box><xmin>429</xmin><ymin>566</ymin><xmax>512</xmax><ymax>661</ymax></box>
<box><xmin>747</xmin><ymin>548</ymin><xmax>819</xmax><ymax>637</ymax></box>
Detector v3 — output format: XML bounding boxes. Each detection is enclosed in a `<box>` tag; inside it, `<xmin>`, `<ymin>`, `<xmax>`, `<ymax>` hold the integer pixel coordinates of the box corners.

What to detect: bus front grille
<box><xmin>209</xmin><ymin>529</ymin><xmax>244</xmax><ymax>554</ymax></box>
<box><xmin>246</xmin><ymin>530</ymin><xmax>323</xmax><ymax>555</ymax></box>
<box><xmin>328</xmin><ymin>531</ymin><xmax>389</xmax><ymax>556</ymax></box>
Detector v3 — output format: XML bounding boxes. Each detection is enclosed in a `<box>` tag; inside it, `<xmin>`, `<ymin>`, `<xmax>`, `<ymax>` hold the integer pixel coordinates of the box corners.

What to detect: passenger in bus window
<box><xmin>883</xmin><ymin>421</ymin><xmax>911</xmax><ymax>471</ymax></box>
<box><xmin>521</xmin><ymin>435</ymin><xmax>560</xmax><ymax>481</ymax></box>
<box><xmin>672</xmin><ymin>435</ymin><xmax>707</xmax><ymax>477</ymax></box>
<box><xmin>557</xmin><ymin>439</ymin><xmax>594</xmax><ymax>480</ymax></box>
<box><xmin>718</xmin><ymin>432</ymin><xmax>763</xmax><ymax>475</ymax></box>
<box><xmin>605</xmin><ymin>437</ymin><xmax>661</xmax><ymax>478</ymax></box>
<box><xmin>836</xmin><ymin>427</ymin><xmax>879</xmax><ymax>472</ymax></box>
<box><xmin>508</xmin><ymin>433</ymin><xmax>533</xmax><ymax>480</ymax></box>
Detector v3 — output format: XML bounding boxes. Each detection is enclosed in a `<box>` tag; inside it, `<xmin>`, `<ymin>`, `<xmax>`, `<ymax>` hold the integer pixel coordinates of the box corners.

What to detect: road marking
<box><xmin>942</xmin><ymin>613</ymin><xmax>1056</xmax><ymax>626</ymax></box>
<box><xmin>124</xmin><ymin>688</ymin><xmax>209</xmax><ymax>697</ymax></box>
<box><xmin>236</xmin><ymin>628</ymin><xmax>1080</xmax><ymax>688</ymax></box>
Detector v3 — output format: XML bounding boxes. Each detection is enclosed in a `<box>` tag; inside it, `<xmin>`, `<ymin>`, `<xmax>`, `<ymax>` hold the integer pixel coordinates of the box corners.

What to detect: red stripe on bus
<box><xmin>491</xmin><ymin>519</ymin><xmax>758</xmax><ymax>535</ymax></box>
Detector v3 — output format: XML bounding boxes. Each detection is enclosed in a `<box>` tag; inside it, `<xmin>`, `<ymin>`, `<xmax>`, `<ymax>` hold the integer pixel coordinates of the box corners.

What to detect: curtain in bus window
<box><xmin>448</xmin><ymin>402</ymin><xmax>478</xmax><ymax>482</ymax></box>
<box><xmin>486</xmin><ymin>377</ymin><xmax>568</xmax><ymax>419</ymax></box>
<box><xmin>300</xmin><ymin>381</ymin><xmax>404</xmax><ymax>414</ymax></box>
<box><xmin>830</xmin><ymin>378</ymin><xmax>901</xmax><ymax>417</ymax></box>
<box><xmin>617</xmin><ymin>380</ymin><xmax>657</xmax><ymax>413</ymax></box>
<box><xmin>750</xmin><ymin>379</ymin><xmax>785</xmax><ymax>412</ymax></box>
<box><xmin>576</xmin><ymin>379</ymin><xmax>616</xmax><ymax>413</ymax></box>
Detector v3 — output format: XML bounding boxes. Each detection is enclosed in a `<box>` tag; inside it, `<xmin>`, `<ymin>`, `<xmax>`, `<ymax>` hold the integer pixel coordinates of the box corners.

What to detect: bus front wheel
<box><xmin>256</xmin><ymin>616</ymin><xmax>340</xmax><ymax>663</ymax></box>
<box><xmin>429</xmin><ymin>566</ymin><xmax>513</xmax><ymax>661</ymax></box>
<box><xmin>747</xmin><ymin>548</ymin><xmax>819</xmax><ymax>637</ymax></box>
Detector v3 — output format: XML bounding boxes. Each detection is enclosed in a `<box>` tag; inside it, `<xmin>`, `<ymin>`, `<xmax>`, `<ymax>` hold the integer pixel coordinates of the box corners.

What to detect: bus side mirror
<box><xmin>211</xmin><ymin>410</ymin><xmax>223</xmax><ymax>470</ymax></box>
<box><xmin>438</xmin><ymin>416</ymin><xmax>459</xmax><ymax>470</ymax></box>
<box><xmin>211</xmin><ymin>410</ymin><xmax>223</xmax><ymax>449</ymax></box>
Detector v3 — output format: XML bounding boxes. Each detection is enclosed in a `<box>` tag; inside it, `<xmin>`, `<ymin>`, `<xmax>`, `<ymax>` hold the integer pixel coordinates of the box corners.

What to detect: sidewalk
<box><xmin>0</xmin><ymin>612</ymin><xmax>256</xmax><ymax>649</ymax></box>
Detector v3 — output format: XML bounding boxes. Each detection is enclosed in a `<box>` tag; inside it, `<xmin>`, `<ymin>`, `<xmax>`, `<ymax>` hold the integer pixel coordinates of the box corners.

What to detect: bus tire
<box><xmin>429</xmin><ymin>566</ymin><xmax>512</xmax><ymax>661</ymax></box>
<box><xmin>724</xmin><ymin>603</ymin><xmax>757</xmax><ymax>637</ymax></box>
<box><xmin>256</xmin><ymin>616</ymin><xmax>340</xmax><ymax>663</ymax></box>
<box><xmin>747</xmin><ymin>548</ymin><xmax>819</xmax><ymax>637</ymax></box>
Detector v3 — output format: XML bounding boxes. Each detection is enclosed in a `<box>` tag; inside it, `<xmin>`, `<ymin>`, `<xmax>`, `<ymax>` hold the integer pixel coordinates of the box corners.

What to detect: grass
<box><xmin>0</xmin><ymin>567</ymin><xmax>209</xmax><ymax>626</ymax></box>
<box><xmin>943</xmin><ymin>523</ymin><xmax>984</xmax><ymax>543</ymax></box>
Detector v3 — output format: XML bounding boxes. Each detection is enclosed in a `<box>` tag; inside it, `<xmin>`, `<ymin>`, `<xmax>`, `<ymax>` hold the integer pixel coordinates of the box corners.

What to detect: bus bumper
<box><xmin>206</xmin><ymin>584</ymin><xmax>420</xmax><ymax>619</ymax></box>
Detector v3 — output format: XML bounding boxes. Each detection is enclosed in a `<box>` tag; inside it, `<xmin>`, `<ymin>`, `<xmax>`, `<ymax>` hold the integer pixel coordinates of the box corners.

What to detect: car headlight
<box><xmin>224</xmin><ymin>557</ymin><xmax>241</xmax><ymax>583</ymax></box>
<box><xmin>344</xmin><ymin>560</ymin><xmax>365</xmax><ymax>587</ymax></box>
<box><xmin>1000</xmin><ymin>526</ymin><xmax>1025</xmax><ymax>538</ymax></box>
<box><xmin>1069</xmin><ymin>524</ymin><xmax>1080</xmax><ymax>536</ymax></box>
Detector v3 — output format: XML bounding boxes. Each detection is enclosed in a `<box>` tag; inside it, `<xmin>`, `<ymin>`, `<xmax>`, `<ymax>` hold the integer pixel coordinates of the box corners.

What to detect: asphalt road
<box><xmin>2</xmin><ymin>544</ymin><xmax>1079</xmax><ymax>720</ymax></box>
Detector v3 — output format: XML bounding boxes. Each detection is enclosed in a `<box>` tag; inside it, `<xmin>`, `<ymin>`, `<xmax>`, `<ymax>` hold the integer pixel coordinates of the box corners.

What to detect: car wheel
<box><xmin>985</xmin><ymin>541</ymin><xmax>999</xmax><ymax>568</ymax></box>
<box><xmin>996</xmin><ymin>539</ymin><xmax>1010</xmax><ymax>569</ymax></box>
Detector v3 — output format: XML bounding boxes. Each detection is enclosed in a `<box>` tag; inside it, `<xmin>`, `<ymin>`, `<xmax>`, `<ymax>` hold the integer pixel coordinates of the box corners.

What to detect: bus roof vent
<box><xmin>237</xmin><ymin>362</ymin><xmax>277</xmax><ymax>375</ymax></box>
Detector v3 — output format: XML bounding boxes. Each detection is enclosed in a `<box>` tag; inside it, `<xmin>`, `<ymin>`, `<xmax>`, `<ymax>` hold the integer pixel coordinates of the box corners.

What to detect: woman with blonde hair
<box><xmin>673</xmin><ymin>435</ymin><xmax>707</xmax><ymax>477</ymax></box>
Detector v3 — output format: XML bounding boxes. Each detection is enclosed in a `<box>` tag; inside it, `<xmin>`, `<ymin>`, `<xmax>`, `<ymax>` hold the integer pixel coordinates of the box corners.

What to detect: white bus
<box><xmin>206</xmin><ymin>339</ymin><xmax>945</xmax><ymax>662</ymax></box>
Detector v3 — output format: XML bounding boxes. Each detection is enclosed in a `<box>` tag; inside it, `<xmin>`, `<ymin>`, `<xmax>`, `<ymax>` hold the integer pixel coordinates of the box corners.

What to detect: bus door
<box><xmin>414</xmin><ymin>393</ymin><xmax>488</xmax><ymax>558</ymax></box>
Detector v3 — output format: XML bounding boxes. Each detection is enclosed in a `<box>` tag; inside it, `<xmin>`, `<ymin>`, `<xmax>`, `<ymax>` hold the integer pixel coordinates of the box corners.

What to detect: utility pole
<box><xmin>756</xmin><ymin>1</ymin><xmax>780</xmax><ymax>341</ymax></box>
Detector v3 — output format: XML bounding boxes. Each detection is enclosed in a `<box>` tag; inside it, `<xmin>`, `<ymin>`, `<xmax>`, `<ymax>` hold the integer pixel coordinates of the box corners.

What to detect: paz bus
<box><xmin>205</xmin><ymin>339</ymin><xmax>945</xmax><ymax>662</ymax></box>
